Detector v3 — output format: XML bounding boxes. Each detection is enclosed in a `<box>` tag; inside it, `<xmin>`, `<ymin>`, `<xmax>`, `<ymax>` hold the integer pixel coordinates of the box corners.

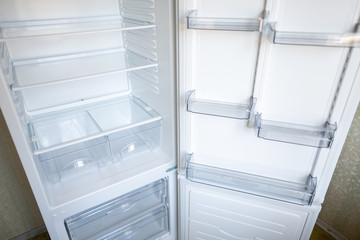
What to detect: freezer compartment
<box><xmin>65</xmin><ymin>178</ymin><xmax>169</xmax><ymax>240</ymax></box>
<box><xmin>186</xmin><ymin>154</ymin><xmax>317</xmax><ymax>205</ymax></box>
<box><xmin>38</xmin><ymin>137</ymin><xmax>111</xmax><ymax>184</ymax></box>
<box><xmin>0</xmin><ymin>16</ymin><xmax>155</xmax><ymax>40</ymax></box>
<box><xmin>267</xmin><ymin>23</ymin><xmax>360</xmax><ymax>47</ymax></box>
<box><xmin>255</xmin><ymin>114</ymin><xmax>337</xmax><ymax>148</ymax></box>
<box><xmin>186</xmin><ymin>90</ymin><xmax>256</xmax><ymax>119</ymax></box>
<box><xmin>186</xmin><ymin>10</ymin><xmax>263</xmax><ymax>31</ymax></box>
<box><xmin>11</xmin><ymin>48</ymin><xmax>156</xmax><ymax>91</ymax></box>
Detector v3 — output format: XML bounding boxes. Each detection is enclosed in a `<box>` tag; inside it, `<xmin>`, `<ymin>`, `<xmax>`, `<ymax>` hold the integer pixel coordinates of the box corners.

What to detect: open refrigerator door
<box><xmin>177</xmin><ymin>0</ymin><xmax>360</xmax><ymax>239</ymax></box>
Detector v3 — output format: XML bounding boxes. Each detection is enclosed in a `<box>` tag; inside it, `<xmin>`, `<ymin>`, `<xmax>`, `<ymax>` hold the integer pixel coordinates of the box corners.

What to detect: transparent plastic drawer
<box><xmin>109</xmin><ymin>125</ymin><xmax>161</xmax><ymax>161</ymax></box>
<box><xmin>65</xmin><ymin>178</ymin><xmax>168</xmax><ymax>240</ymax></box>
<box><xmin>37</xmin><ymin>137</ymin><xmax>111</xmax><ymax>184</ymax></box>
<box><xmin>29</xmin><ymin>96</ymin><xmax>162</xmax><ymax>184</ymax></box>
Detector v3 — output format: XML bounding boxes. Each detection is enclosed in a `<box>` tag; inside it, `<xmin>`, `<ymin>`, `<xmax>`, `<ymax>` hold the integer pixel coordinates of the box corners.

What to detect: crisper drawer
<box><xmin>64</xmin><ymin>178</ymin><xmax>169</xmax><ymax>240</ymax></box>
<box><xmin>187</xmin><ymin>185</ymin><xmax>308</xmax><ymax>240</ymax></box>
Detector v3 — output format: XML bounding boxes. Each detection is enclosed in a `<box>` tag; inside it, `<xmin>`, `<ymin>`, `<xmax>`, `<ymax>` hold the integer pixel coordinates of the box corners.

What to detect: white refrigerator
<box><xmin>1</xmin><ymin>0</ymin><xmax>360</xmax><ymax>239</ymax></box>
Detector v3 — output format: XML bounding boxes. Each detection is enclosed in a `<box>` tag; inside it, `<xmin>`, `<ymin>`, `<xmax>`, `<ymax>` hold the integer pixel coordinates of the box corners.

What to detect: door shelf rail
<box><xmin>255</xmin><ymin>113</ymin><xmax>337</xmax><ymax>148</ymax></box>
<box><xmin>0</xmin><ymin>15</ymin><xmax>156</xmax><ymax>41</ymax></box>
<box><xmin>186</xmin><ymin>90</ymin><xmax>256</xmax><ymax>120</ymax></box>
<box><xmin>185</xmin><ymin>153</ymin><xmax>317</xmax><ymax>206</ymax></box>
<box><xmin>186</xmin><ymin>10</ymin><xmax>263</xmax><ymax>32</ymax></box>
<box><xmin>10</xmin><ymin>48</ymin><xmax>157</xmax><ymax>91</ymax></box>
<box><xmin>267</xmin><ymin>22</ymin><xmax>360</xmax><ymax>47</ymax></box>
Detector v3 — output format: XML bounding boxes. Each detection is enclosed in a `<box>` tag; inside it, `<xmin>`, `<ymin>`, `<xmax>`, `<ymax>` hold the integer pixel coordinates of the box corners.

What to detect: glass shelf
<box><xmin>0</xmin><ymin>16</ymin><xmax>156</xmax><ymax>41</ymax></box>
<box><xmin>255</xmin><ymin>114</ymin><xmax>337</xmax><ymax>148</ymax></box>
<box><xmin>11</xmin><ymin>48</ymin><xmax>157</xmax><ymax>91</ymax></box>
<box><xmin>186</xmin><ymin>90</ymin><xmax>256</xmax><ymax>120</ymax></box>
<box><xmin>268</xmin><ymin>23</ymin><xmax>360</xmax><ymax>47</ymax></box>
<box><xmin>186</xmin><ymin>10</ymin><xmax>263</xmax><ymax>31</ymax></box>
<box><xmin>186</xmin><ymin>153</ymin><xmax>317</xmax><ymax>205</ymax></box>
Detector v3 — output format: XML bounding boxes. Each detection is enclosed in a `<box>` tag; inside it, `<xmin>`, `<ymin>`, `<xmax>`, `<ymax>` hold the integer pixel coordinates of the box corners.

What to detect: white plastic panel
<box><xmin>258</xmin><ymin>44</ymin><xmax>348</xmax><ymax>126</ymax></box>
<box><xmin>257</xmin><ymin>0</ymin><xmax>360</xmax><ymax>126</ymax></box>
<box><xmin>274</xmin><ymin>0</ymin><xmax>360</xmax><ymax>33</ymax></box>
<box><xmin>185</xmin><ymin>0</ymin><xmax>265</xmax><ymax>105</ymax></box>
<box><xmin>189</xmin><ymin>114</ymin><xmax>317</xmax><ymax>183</ymax></box>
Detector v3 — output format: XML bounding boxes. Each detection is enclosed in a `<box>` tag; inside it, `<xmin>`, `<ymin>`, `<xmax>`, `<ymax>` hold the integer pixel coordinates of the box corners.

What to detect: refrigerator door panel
<box><xmin>184</xmin><ymin>0</ymin><xmax>265</xmax><ymax>105</ymax></box>
<box><xmin>190</xmin><ymin>30</ymin><xmax>259</xmax><ymax>104</ymax></box>
<box><xmin>189</xmin><ymin>115</ymin><xmax>317</xmax><ymax>183</ymax></box>
<box><xmin>258</xmin><ymin>46</ymin><xmax>348</xmax><ymax>125</ymax></box>
<box><xmin>178</xmin><ymin>0</ymin><xmax>360</xmax><ymax>237</ymax></box>
<box><xmin>179</xmin><ymin>0</ymin><xmax>360</xmax><ymax>192</ymax></box>
<box><xmin>274</xmin><ymin>0</ymin><xmax>360</xmax><ymax>33</ymax></box>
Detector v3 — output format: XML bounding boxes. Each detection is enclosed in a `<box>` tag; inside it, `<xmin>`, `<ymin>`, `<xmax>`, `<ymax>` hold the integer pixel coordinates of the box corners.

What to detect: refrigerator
<box><xmin>0</xmin><ymin>0</ymin><xmax>360</xmax><ymax>239</ymax></box>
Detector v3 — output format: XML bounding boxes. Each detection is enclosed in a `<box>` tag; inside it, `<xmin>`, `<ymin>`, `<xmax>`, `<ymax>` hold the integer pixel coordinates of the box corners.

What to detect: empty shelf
<box><xmin>29</xmin><ymin>95</ymin><xmax>162</xmax><ymax>155</ymax></box>
<box><xmin>186</xmin><ymin>153</ymin><xmax>317</xmax><ymax>205</ymax></box>
<box><xmin>255</xmin><ymin>114</ymin><xmax>337</xmax><ymax>148</ymax></box>
<box><xmin>268</xmin><ymin>23</ymin><xmax>360</xmax><ymax>47</ymax></box>
<box><xmin>186</xmin><ymin>90</ymin><xmax>255</xmax><ymax>119</ymax></box>
<box><xmin>11</xmin><ymin>49</ymin><xmax>157</xmax><ymax>91</ymax></box>
<box><xmin>186</xmin><ymin>10</ymin><xmax>263</xmax><ymax>31</ymax></box>
<box><xmin>0</xmin><ymin>16</ymin><xmax>156</xmax><ymax>41</ymax></box>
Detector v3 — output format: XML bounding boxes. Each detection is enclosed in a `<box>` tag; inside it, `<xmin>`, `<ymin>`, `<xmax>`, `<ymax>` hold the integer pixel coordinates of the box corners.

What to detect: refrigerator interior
<box><xmin>0</xmin><ymin>0</ymin><xmax>176</xmax><ymax>208</ymax></box>
<box><xmin>178</xmin><ymin>0</ymin><xmax>360</xmax><ymax>206</ymax></box>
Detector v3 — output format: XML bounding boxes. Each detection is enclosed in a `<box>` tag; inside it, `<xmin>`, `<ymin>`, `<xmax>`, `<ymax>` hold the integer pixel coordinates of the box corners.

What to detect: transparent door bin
<box><xmin>186</xmin><ymin>90</ymin><xmax>256</xmax><ymax>120</ymax></box>
<box><xmin>267</xmin><ymin>23</ymin><xmax>360</xmax><ymax>47</ymax></box>
<box><xmin>11</xmin><ymin>49</ymin><xmax>157</xmax><ymax>91</ymax></box>
<box><xmin>185</xmin><ymin>153</ymin><xmax>317</xmax><ymax>205</ymax></box>
<box><xmin>0</xmin><ymin>16</ymin><xmax>156</xmax><ymax>41</ymax></box>
<box><xmin>38</xmin><ymin>137</ymin><xmax>111</xmax><ymax>184</ymax></box>
<box><xmin>65</xmin><ymin>178</ymin><xmax>169</xmax><ymax>240</ymax></box>
<box><xmin>255</xmin><ymin>114</ymin><xmax>337</xmax><ymax>148</ymax></box>
<box><xmin>186</xmin><ymin>10</ymin><xmax>263</xmax><ymax>31</ymax></box>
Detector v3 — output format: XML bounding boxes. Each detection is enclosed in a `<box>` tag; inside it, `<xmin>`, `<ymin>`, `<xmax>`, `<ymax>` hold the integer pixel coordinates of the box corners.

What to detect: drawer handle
<box><xmin>106</xmin><ymin>202</ymin><xmax>137</xmax><ymax>215</ymax></box>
